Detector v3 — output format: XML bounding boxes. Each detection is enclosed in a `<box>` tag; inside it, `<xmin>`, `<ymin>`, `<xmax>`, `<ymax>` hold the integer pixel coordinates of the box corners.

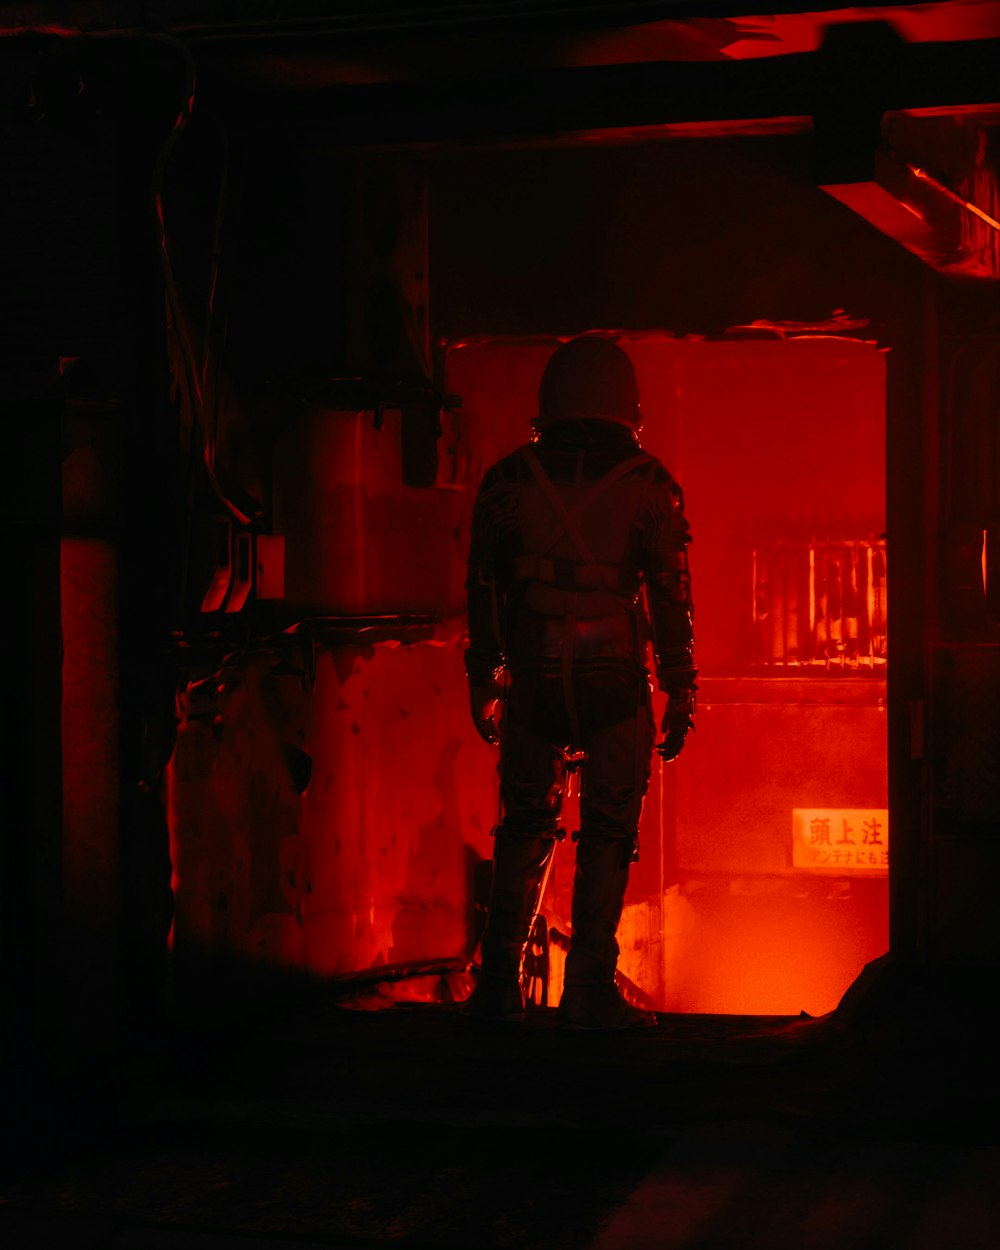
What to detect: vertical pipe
<box><xmin>751</xmin><ymin>546</ymin><xmax>759</xmax><ymax>656</ymax></box>
<box><xmin>770</xmin><ymin>545</ymin><xmax>785</xmax><ymax>664</ymax></box>
<box><xmin>755</xmin><ymin>548</ymin><xmax>770</xmax><ymax>666</ymax></box>
<box><xmin>808</xmin><ymin>542</ymin><xmax>817</xmax><ymax>665</ymax></box>
<box><xmin>815</xmin><ymin>545</ymin><xmax>829</xmax><ymax>664</ymax></box>
<box><xmin>874</xmin><ymin>544</ymin><xmax>888</xmax><ymax>662</ymax></box>
<box><xmin>845</xmin><ymin>542</ymin><xmax>860</xmax><ymax>666</ymax></box>
<box><xmin>353</xmin><ymin>412</ymin><xmax>367</xmax><ymax>610</ymax></box>
<box><xmin>62</xmin><ymin>539</ymin><xmax>121</xmax><ymax>1051</ymax></box>
<box><xmin>785</xmin><ymin>546</ymin><xmax>800</xmax><ymax>664</ymax></box>
<box><xmin>866</xmin><ymin>542</ymin><xmax>876</xmax><ymax>668</ymax></box>
<box><xmin>828</xmin><ymin>548</ymin><xmax>843</xmax><ymax>666</ymax></box>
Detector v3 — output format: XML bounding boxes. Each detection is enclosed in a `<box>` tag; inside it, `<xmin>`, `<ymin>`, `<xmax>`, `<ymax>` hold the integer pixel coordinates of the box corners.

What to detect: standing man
<box><xmin>464</xmin><ymin>335</ymin><xmax>697</xmax><ymax>1029</ymax></box>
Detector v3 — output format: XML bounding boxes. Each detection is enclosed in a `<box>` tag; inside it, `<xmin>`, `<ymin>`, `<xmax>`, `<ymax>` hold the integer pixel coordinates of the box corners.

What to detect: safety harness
<box><xmin>516</xmin><ymin>444</ymin><xmax>652</xmax><ymax>749</ymax></box>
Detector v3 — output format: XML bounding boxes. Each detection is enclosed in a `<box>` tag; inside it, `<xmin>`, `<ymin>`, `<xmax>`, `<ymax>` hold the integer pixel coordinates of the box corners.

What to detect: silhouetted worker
<box><xmin>464</xmin><ymin>335</ymin><xmax>697</xmax><ymax>1029</ymax></box>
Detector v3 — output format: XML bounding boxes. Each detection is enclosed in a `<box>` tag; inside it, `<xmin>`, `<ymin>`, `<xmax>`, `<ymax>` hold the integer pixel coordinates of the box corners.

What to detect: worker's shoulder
<box><xmin>477</xmin><ymin>442</ymin><xmax>679</xmax><ymax>490</ymax></box>
<box><xmin>631</xmin><ymin>452</ymin><xmax>687</xmax><ymax>519</ymax></box>
<box><xmin>481</xmin><ymin>447</ymin><xmax>522</xmax><ymax>477</ymax></box>
<box><xmin>474</xmin><ymin>447</ymin><xmax>528</xmax><ymax>497</ymax></box>
<box><xmin>631</xmin><ymin>448</ymin><xmax>671</xmax><ymax>476</ymax></box>
<box><xmin>630</xmin><ymin>449</ymin><xmax>682</xmax><ymax>489</ymax></box>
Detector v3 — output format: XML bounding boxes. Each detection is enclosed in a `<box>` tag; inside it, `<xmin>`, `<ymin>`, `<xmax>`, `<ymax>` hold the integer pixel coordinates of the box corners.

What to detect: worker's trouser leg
<box><xmin>467</xmin><ymin>674</ymin><xmax>567</xmax><ymax>1022</ymax></box>
<box><xmin>564</xmin><ymin>831</ymin><xmax>633</xmax><ymax>989</ymax></box>
<box><xmin>469</xmin><ymin>663</ymin><xmax>656</xmax><ymax>1026</ymax></box>
<box><xmin>467</xmin><ymin>828</ymin><xmax>558</xmax><ymax>1021</ymax></box>
<box><xmin>561</xmin><ymin>832</ymin><xmax>656</xmax><ymax>1029</ymax></box>
<box><xmin>561</xmin><ymin>681</ymin><xmax>657</xmax><ymax>1029</ymax></box>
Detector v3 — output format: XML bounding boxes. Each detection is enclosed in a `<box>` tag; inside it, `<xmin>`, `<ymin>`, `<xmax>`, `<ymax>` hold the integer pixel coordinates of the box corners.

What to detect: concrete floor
<box><xmin>2</xmin><ymin>966</ymin><xmax>999</xmax><ymax>1249</ymax></box>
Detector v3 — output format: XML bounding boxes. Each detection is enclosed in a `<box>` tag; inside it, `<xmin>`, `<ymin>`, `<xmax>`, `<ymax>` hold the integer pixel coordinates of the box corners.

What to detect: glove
<box><xmin>656</xmin><ymin>687</ymin><xmax>695</xmax><ymax>762</ymax></box>
<box><xmin>470</xmin><ymin>681</ymin><xmax>504</xmax><ymax>745</ymax></box>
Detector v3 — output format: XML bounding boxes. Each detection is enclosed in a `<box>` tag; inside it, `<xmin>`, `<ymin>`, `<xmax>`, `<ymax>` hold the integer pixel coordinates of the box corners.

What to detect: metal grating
<box><xmin>752</xmin><ymin>539</ymin><xmax>887</xmax><ymax>671</ymax></box>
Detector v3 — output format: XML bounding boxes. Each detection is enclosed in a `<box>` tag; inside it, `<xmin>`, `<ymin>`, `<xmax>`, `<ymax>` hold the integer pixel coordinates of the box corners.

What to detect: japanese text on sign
<box><xmin>792</xmin><ymin>808</ymin><xmax>889</xmax><ymax>873</ymax></box>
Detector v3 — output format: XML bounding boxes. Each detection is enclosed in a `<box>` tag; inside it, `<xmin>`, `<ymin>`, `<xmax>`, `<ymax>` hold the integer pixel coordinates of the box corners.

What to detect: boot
<box><xmin>560</xmin><ymin>833</ymin><xmax>657</xmax><ymax>1031</ymax></box>
<box><xmin>465</xmin><ymin>829</ymin><xmax>555</xmax><ymax>1024</ymax></box>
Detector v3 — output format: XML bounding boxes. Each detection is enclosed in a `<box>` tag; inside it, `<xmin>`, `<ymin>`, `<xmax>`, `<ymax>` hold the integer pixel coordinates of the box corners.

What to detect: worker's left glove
<box><xmin>656</xmin><ymin>687</ymin><xmax>696</xmax><ymax>762</ymax></box>
<box><xmin>470</xmin><ymin>680</ymin><xmax>504</xmax><ymax>745</ymax></box>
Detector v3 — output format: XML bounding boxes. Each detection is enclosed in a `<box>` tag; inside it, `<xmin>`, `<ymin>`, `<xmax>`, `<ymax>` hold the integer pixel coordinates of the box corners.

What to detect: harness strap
<box><xmin>513</xmin><ymin>555</ymin><xmax>624</xmax><ymax>590</ymax></box>
<box><xmin>519</xmin><ymin>447</ymin><xmax>651</xmax><ymax>561</ymax></box>
<box><xmin>516</xmin><ymin>444</ymin><xmax>652</xmax><ymax>754</ymax></box>
<box><xmin>521</xmin><ymin>584</ymin><xmax>628</xmax><ymax>619</ymax></box>
<box><xmin>520</xmin><ymin>446</ymin><xmax>595</xmax><ymax>562</ymax></box>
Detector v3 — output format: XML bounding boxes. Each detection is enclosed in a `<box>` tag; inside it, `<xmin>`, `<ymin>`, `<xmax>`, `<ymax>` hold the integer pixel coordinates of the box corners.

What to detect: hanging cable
<box><xmin>14</xmin><ymin>26</ymin><xmax>256</xmax><ymax>528</ymax></box>
<box><xmin>149</xmin><ymin>38</ymin><xmax>256</xmax><ymax>528</ymax></box>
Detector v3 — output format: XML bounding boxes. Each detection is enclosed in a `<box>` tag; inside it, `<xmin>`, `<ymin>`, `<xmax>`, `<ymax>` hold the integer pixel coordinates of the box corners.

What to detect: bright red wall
<box><xmin>445</xmin><ymin>335</ymin><xmax>888</xmax><ymax>1016</ymax></box>
<box><xmin>169</xmin><ymin>332</ymin><xmax>887</xmax><ymax>1016</ymax></box>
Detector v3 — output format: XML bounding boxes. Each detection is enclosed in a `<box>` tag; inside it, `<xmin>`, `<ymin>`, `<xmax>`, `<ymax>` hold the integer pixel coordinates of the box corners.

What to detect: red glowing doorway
<box><xmin>446</xmin><ymin>328</ymin><xmax>888</xmax><ymax>1017</ymax></box>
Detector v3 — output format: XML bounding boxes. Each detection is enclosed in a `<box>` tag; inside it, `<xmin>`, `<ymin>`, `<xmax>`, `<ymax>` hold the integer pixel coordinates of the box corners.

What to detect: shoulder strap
<box><xmin>519</xmin><ymin>447</ymin><xmax>653</xmax><ymax>561</ymax></box>
<box><xmin>520</xmin><ymin>445</ymin><xmax>595</xmax><ymax>563</ymax></box>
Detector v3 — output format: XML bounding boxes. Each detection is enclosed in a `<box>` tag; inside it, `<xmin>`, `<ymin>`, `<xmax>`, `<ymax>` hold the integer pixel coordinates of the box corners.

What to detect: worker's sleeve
<box><xmin>464</xmin><ymin>467</ymin><xmax>509</xmax><ymax>687</ymax></box>
<box><xmin>640</xmin><ymin>472</ymin><xmax>697</xmax><ymax>694</ymax></box>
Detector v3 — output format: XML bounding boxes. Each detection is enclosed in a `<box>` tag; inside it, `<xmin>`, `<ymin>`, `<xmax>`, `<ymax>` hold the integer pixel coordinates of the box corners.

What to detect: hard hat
<box><xmin>536</xmin><ymin>336</ymin><xmax>641</xmax><ymax>429</ymax></box>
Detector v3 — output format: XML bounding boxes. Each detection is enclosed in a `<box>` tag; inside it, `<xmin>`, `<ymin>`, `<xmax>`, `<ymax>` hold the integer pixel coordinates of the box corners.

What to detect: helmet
<box><xmin>536</xmin><ymin>335</ymin><xmax>641</xmax><ymax>430</ymax></box>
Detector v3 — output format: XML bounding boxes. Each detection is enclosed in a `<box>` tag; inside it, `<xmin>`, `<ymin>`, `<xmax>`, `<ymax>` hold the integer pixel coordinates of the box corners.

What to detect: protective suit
<box><xmin>465</xmin><ymin>336</ymin><xmax>696</xmax><ymax>1029</ymax></box>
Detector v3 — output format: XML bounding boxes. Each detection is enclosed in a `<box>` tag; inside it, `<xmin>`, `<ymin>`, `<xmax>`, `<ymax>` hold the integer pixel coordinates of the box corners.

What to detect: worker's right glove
<box><xmin>656</xmin><ymin>687</ymin><xmax>696</xmax><ymax>762</ymax></box>
<box><xmin>469</xmin><ymin>679</ymin><xmax>504</xmax><ymax>746</ymax></box>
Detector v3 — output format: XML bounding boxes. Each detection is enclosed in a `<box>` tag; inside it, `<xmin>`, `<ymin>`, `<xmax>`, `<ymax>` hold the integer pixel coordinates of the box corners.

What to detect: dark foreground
<box><xmin>2</xmin><ymin>970</ymin><xmax>998</xmax><ymax>1249</ymax></box>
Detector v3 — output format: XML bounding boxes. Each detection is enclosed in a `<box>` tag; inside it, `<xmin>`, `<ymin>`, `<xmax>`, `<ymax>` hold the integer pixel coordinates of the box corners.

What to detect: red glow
<box><xmin>451</xmin><ymin>336</ymin><xmax>888</xmax><ymax>1017</ymax></box>
<box><xmin>719</xmin><ymin>3</ymin><xmax>1000</xmax><ymax>60</ymax></box>
<box><xmin>169</xmin><ymin>637</ymin><xmax>498</xmax><ymax>975</ymax></box>
<box><xmin>909</xmin><ymin>163</ymin><xmax>1000</xmax><ymax>232</ymax></box>
<box><xmin>168</xmin><ymin>335</ymin><xmax>888</xmax><ymax>1018</ymax></box>
<box><xmin>547</xmin><ymin>3</ymin><xmax>1000</xmax><ymax>68</ymax></box>
<box><xmin>0</xmin><ymin>24</ymin><xmax>82</xmax><ymax>37</ymax></box>
<box><xmin>61</xmin><ymin>539</ymin><xmax>120</xmax><ymax>905</ymax></box>
<box><xmin>825</xmin><ymin>139</ymin><xmax>1000</xmax><ymax>280</ymax></box>
<box><xmin>822</xmin><ymin>181</ymin><xmax>980</xmax><ymax>276</ymax></box>
<box><xmin>61</xmin><ymin>539</ymin><xmax>122</xmax><ymax>1031</ymax></box>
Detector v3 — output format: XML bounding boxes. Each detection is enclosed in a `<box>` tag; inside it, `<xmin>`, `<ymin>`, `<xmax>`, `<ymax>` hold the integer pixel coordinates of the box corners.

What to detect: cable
<box><xmin>14</xmin><ymin>26</ymin><xmax>257</xmax><ymax>529</ymax></box>
<box><xmin>147</xmin><ymin>40</ymin><xmax>256</xmax><ymax>529</ymax></box>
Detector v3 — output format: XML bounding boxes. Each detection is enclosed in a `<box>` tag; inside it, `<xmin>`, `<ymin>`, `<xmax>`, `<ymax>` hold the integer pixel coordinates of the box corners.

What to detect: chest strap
<box><xmin>517</xmin><ymin>445</ymin><xmax>651</xmax><ymax>751</ymax></box>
